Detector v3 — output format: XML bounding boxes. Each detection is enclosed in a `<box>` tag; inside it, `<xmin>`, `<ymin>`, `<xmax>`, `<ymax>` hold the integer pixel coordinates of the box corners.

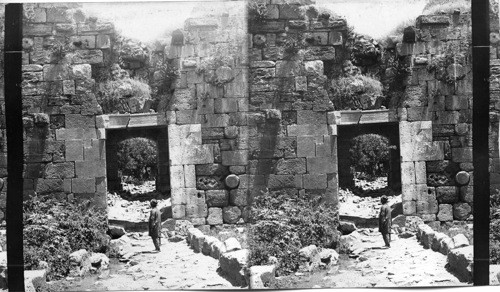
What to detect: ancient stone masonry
<box><xmin>397</xmin><ymin>11</ymin><xmax>473</xmax><ymax>223</ymax></box>
<box><xmin>0</xmin><ymin>5</ymin><xmax>5</xmax><ymax>225</ymax></box>
<box><xmin>0</xmin><ymin>1</ymin><xmax>480</xmax><ymax>229</ymax></box>
<box><xmin>246</xmin><ymin>0</ymin><xmax>345</xmax><ymax>211</ymax></box>
<box><xmin>490</xmin><ymin>4</ymin><xmax>500</xmax><ymax>195</ymax></box>
<box><xmin>165</xmin><ymin>3</ymin><xmax>249</xmax><ymax>225</ymax></box>
<box><xmin>17</xmin><ymin>3</ymin><xmax>115</xmax><ymax>208</ymax></box>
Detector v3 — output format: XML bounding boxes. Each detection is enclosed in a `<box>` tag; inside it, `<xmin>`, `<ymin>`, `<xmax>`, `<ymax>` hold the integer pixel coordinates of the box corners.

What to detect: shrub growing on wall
<box><xmin>117</xmin><ymin>137</ymin><xmax>158</xmax><ymax>184</ymax></box>
<box><xmin>23</xmin><ymin>197</ymin><xmax>110</xmax><ymax>280</ymax></box>
<box><xmin>248</xmin><ymin>190</ymin><xmax>339</xmax><ymax>276</ymax></box>
<box><xmin>330</xmin><ymin>74</ymin><xmax>383</xmax><ymax>110</ymax></box>
<box><xmin>349</xmin><ymin>134</ymin><xmax>393</xmax><ymax>178</ymax></box>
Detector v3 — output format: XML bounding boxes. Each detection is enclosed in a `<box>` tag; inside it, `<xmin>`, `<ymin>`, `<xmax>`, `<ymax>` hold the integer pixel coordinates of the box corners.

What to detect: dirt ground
<box><xmin>273</xmin><ymin>228</ymin><xmax>469</xmax><ymax>288</ymax></box>
<box><xmin>53</xmin><ymin>234</ymin><xmax>238</xmax><ymax>291</ymax></box>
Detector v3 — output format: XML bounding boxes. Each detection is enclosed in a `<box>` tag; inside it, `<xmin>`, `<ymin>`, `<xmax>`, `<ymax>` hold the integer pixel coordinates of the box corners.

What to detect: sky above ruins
<box><xmin>78</xmin><ymin>0</ymin><xmax>436</xmax><ymax>42</ymax></box>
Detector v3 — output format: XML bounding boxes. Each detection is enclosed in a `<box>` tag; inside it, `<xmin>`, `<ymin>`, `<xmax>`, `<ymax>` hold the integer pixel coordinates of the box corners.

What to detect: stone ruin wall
<box><xmin>490</xmin><ymin>5</ymin><xmax>500</xmax><ymax>196</ymax></box>
<box><xmin>15</xmin><ymin>3</ymin><xmax>115</xmax><ymax>208</ymax></box>
<box><xmin>165</xmin><ymin>3</ymin><xmax>250</xmax><ymax>225</ymax></box>
<box><xmin>397</xmin><ymin>12</ymin><xmax>474</xmax><ymax>225</ymax></box>
<box><xmin>0</xmin><ymin>1</ymin><xmax>489</xmax><ymax>229</ymax></box>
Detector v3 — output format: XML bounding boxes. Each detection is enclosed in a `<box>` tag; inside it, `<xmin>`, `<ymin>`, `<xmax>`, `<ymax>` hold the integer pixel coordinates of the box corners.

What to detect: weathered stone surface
<box><xmin>195</xmin><ymin>164</ymin><xmax>229</xmax><ymax>176</ymax></box>
<box><xmin>229</xmin><ymin>189</ymin><xmax>248</xmax><ymax>206</ymax></box>
<box><xmin>420</xmin><ymin>227</ymin><xmax>435</xmax><ymax>249</ymax></box>
<box><xmin>207</xmin><ymin>207</ymin><xmax>223</xmax><ymax>225</ymax></box>
<box><xmin>202</xmin><ymin>236</ymin><xmax>217</xmax><ymax>256</ymax></box>
<box><xmin>172</xmin><ymin>205</ymin><xmax>186</xmax><ymax>219</ymax></box>
<box><xmin>338</xmin><ymin>231</ymin><xmax>361</xmax><ymax>253</ymax></box>
<box><xmin>196</xmin><ymin>176</ymin><xmax>224</xmax><ymax>190</ymax></box>
<box><xmin>224</xmin><ymin>237</ymin><xmax>242</xmax><ymax>253</ymax></box>
<box><xmin>306</xmin><ymin>157</ymin><xmax>336</xmax><ymax>174</ymax></box>
<box><xmin>436</xmin><ymin>186</ymin><xmax>458</xmax><ymax>203</ymax></box>
<box><xmin>43</xmin><ymin>162</ymin><xmax>75</xmax><ymax>179</ymax></box>
<box><xmin>431</xmin><ymin>232</ymin><xmax>447</xmax><ymax>251</ymax></box>
<box><xmin>219</xmin><ymin>249</ymin><xmax>249</xmax><ymax>287</ymax></box>
<box><xmin>276</xmin><ymin>158</ymin><xmax>306</xmax><ymax>175</ymax></box>
<box><xmin>223</xmin><ymin>206</ymin><xmax>241</xmax><ymax>224</ymax></box>
<box><xmin>303</xmin><ymin>174</ymin><xmax>327</xmax><ymax>189</ymax></box>
<box><xmin>206</xmin><ymin>190</ymin><xmax>228</xmax><ymax>207</ymax></box>
<box><xmin>453</xmin><ymin>203</ymin><xmax>471</xmax><ymax>220</ymax></box>
<box><xmin>447</xmin><ymin>246</ymin><xmax>473</xmax><ymax>282</ymax></box>
<box><xmin>221</xmin><ymin>150</ymin><xmax>248</xmax><ymax>166</ymax></box>
<box><xmin>437</xmin><ymin>204</ymin><xmax>453</xmax><ymax>221</ymax></box>
<box><xmin>338</xmin><ymin>221</ymin><xmax>356</xmax><ymax>235</ymax></box>
<box><xmin>209</xmin><ymin>239</ymin><xmax>226</xmax><ymax>259</ymax></box>
<box><xmin>439</xmin><ymin>235</ymin><xmax>455</xmax><ymax>255</ymax></box>
<box><xmin>225</xmin><ymin>174</ymin><xmax>240</xmax><ymax>188</ymax></box>
<box><xmin>453</xmin><ymin>234</ymin><xmax>469</xmax><ymax>248</ymax></box>
<box><xmin>249</xmin><ymin>265</ymin><xmax>276</xmax><ymax>289</ymax></box>
<box><xmin>107</xmin><ymin>225</ymin><xmax>125</xmax><ymax>239</ymax></box>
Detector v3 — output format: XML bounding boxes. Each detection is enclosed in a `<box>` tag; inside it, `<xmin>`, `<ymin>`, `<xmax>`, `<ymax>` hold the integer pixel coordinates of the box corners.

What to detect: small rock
<box><xmin>224</xmin><ymin>237</ymin><xmax>241</xmax><ymax>252</ymax></box>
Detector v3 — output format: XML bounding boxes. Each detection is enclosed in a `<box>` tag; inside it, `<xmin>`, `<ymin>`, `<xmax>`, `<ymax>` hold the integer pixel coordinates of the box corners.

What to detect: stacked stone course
<box><xmin>16</xmin><ymin>3</ymin><xmax>115</xmax><ymax>208</ymax></box>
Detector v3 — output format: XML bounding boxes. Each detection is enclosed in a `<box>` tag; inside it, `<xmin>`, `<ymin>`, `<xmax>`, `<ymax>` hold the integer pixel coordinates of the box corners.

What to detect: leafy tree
<box><xmin>349</xmin><ymin>134</ymin><xmax>394</xmax><ymax>178</ymax></box>
<box><xmin>117</xmin><ymin>137</ymin><xmax>158</xmax><ymax>183</ymax></box>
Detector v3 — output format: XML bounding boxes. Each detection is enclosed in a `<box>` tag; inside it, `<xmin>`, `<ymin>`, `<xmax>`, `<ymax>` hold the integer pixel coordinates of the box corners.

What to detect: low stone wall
<box><xmin>416</xmin><ymin>224</ymin><xmax>472</xmax><ymax>282</ymax></box>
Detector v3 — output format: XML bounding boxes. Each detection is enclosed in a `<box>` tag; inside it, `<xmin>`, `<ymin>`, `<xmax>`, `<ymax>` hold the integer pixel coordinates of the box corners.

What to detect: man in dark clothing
<box><xmin>378</xmin><ymin>195</ymin><xmax>392</xmax><ymax>248</ymax></box>
<box><xmin>148</xmin><ymin>199</ymin><xmax>162</xmax><ymax>252</ymax></box>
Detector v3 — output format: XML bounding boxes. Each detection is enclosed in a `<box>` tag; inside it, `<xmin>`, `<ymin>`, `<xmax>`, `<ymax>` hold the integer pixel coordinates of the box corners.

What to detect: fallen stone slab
<box><xmin>108</xmin><ymin>225</ymin><xmax>126</xmax><ymax>239</ymax></box>
<box><xmin>431</xmin><ymin>232</ymin><xmax>447</xmax><ymax>252</ymax></box>
<box><xmin>338</xmin><ymin>221</ymin><xmax>357</xmax><ymax>235</ymax></box>
<box><xmin>186</xmin><ymin>227</ymin><xmax>203</xmax><ymax>245</ymax></box>
<box><xmin>224</xmin><ymin>237</ymin><xmax>242</xmax><ymax>252</ymax></box>
<box><xmin>299</xmin><ymin>245</ymin><xmax>318</xmax><ymax>260</ymax></box>
<box><xmin>210</xmin><ymin>238</ymin><xmax>226</xmax><ymax>259</ymax></box>
<box><xmin>25</xmin><ymin>269</ymin><xmax>47</xmax><ymax>292</ymax></box>
<box><xmin>192</xmin><ymin>232</ymin><xmax>206</xmax><ymax>253</ymax></box>
<box><xmin>416</xmin><ymin>224</ymin><xmax>433</xmax><ymax>240</ymax></box>
<box><xmin>447</xmin><ymin>245</ymin><xmax>473</xmax><ymax>282</ymax></box>
<box><xmin>249</xmin><ymin>265</ymin><xmax>276</xmax><ymax>289</ymax></box>
<box><xmin>339</xmin><ymin>231</ymin><xmax>362</xmax><ymax>253</ymax></box>
<box><xmin>452</xmin><ymin>234</ymin><xmax>469</xmax><ymax>248</ymax></box>
<box><xmin>175</xmin><ymin>219</ymin><xmax>195</xmax><ymax>237</ymax></box>
<box><xmin>219</xmin><ymin>249</ymin><xmax>249</xmax><ymax>287</ymax></box>
<box><xmin>202</xmin><ymin>236</ymin><xmax>218</xmax><ymax>256</ymax></box>
<box><xmin>420</xmin><ymin>227</ymin><xmax>435</xmax><ymax>249</ymax></box>
<box><xmin>439</xmin><ymin>235</ymin><xmax>455</xmax><ymax>255</ymax></box>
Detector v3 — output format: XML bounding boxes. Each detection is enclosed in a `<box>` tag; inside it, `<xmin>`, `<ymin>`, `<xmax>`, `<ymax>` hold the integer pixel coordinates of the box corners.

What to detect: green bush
<box><xmin>349</xmin><ymin>134</ymin><xmax>393</xmax><ymax>178</ymax></box>
<box><xmin>330</xmin><ymin>75</ymin><xmax>383</xmax><ymax>110</ymax></box>
<box><xmin>248</xmin><ymin>190</ymin><xmax>339</xmax><ymax>276</ymax></box>
<box><xmin>97</xmin><ymin>76</ymin><xmax>151</xmax><ymax>114</ymax></box>
<box><xmin>23</xmin><ymin>197</ymin><xmax>110</xmax><ymax>280</ymax></box>
<box><xmin>491</xmin><ymin>190</ymin><xmax>500</xmax><ymax>264</ymax></box>
<box><xmin>117</xmin><ymin>137</ymin><xmax>158</xmax><ymax>183</ymax></box>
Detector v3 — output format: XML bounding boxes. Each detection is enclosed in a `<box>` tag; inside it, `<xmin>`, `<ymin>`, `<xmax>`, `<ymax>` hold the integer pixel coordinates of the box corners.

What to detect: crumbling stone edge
<box><xmin>185</xmin><ymin>227</ymin><xmax>275</xmax><ymax>289</ymax></box>
<box><xmin>416</xmin><ymin>224</ymin><xmax>473</xmax><ymax>283</ymax></box>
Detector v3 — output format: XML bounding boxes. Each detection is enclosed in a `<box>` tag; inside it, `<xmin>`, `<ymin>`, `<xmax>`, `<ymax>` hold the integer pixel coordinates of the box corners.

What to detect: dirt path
<box><xmin>275</xmin><ymin>228</ymin><xmax>469</xmax><ymax>288</ymax></box>
<box><xmin>62</xmin><ymin>234</ymin><xmax>238</xmax><ymax>291</ymax></box>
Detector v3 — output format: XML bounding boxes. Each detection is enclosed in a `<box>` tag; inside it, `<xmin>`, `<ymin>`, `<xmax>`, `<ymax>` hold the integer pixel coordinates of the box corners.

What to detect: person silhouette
<box><xmin>148</xmin><ymin>199</ymin><xmax>162</xmax><ymax>252</ymax></box>
<box><xmin>378</xmin><ymin>195</ymin><xmax>392</xmax><ymax>248</ymax></box>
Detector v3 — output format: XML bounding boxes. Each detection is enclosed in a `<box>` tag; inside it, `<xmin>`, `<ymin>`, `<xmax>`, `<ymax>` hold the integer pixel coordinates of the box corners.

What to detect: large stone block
<box><xmin>214</xmin><ymin>98</ymin><xmax>239</xmax><ymax>113</ymax></box>
<box><xmin>230</xmin><ymin>189</ymin><xmax>248</xmax><ymax>206</ymax></box>
<box><xmin>71</xmin><ymin>64</ymin><xmax>92</xmax><ymax>80</ymax></box>
<box><xmin>453</xmin><ymin>202</ymin><xmax>471</xmax><ymax>220</ymax></box>
<box><xmin>43</xmin><ymin>64</ymin><xmax>70</xmax><ymax>81</ymax></box>
<box><xmin>184</xmin><ymin>165</ymin><xmax>196</xmax><ymax>188</ymax></box>
<box><xmin>296</xmin><ymin>110</ymin><xmax>327</xmax><ymax>125</ymax></box>
<box><xmin>400</xmin><ymin>162</ymin><xmax>416</xmax><ymax>185</ymax></box>
<box><xmin>437</xmin><ymin>204</ymin><xmax>453</xmax><ymax>221</ymax></box>
<box><xmin>34</xmin><ymin>178</ymin><xmax>64</xmax><ymax>194</ymax></box>
<box><xmin>75</xmin><ymin>160</ymin><xmax>106</xmax><ymax>178</ymax></box>
<box><xmin>195</xmin><ymin>164</ymin><xmax>230</xmax><ymax>176</ymax></box>
<box><xmin>185</xmin><ymin>204</ymin><xmax>208</xmax><ymax>218</ymax></box>
<box><xmin>172</xmin><ymin>205</ymin><xmax>186</xmax><ymax>219</ymax></box>
<box><xmin>223</xmin><ymin>206</ymin><xmax>242</xmax><ymax>224</ymax></box>
<box><xmin>267</xmin><ymin>175</ymin><xmax>302</xmax><ymax>189</ymax></box>
<box><xmin>431</xmin><ymin>232</ymin><xmax>447</xmax><ymax>251</ymax></box>
<box><xmin>219</xmin><ymin>249</ymin><xmax>249</xmax><ymax>286</ymax></box>
<box><xmin>170</xmin><ymin>165</ymin><xmax>185</xmax><ymax>189</ymax></box>
<box><xmin>206</xmin><ymin>190</ymin><xmax>229</xmax><ymax>207</ymax></box>
<box><xmin>221</xmin><ymin>150</ymin><xmax>248</xmax><ymax>166</ymax></box>
<box><xmin>276</xmin><ymin>158</ymin><xmax>306</xmax><ymax>174</ymax></box>
<box><xmin>288</xmin><ymin>124</ymin><xmax>328</xmax><ymax>136</ymax></box>
<box><xmin>44</xmin><ymin>162</ymin><xmax>75</xmax><ymax>179</ymax></box>
<box><xmin>170</xmin><ymin>145</ymin><xmax>214</xmax><ymax>165</ymax></box>
<box><xmin>303</xmin><ymin>174</ymin><xmax>327</xmax><ymax>189</ymax></box>
<box><xmin>403</xmin><ymin>200</ymin><xmax>416</xmax><ymax>215</ymax></box>
<box><xmin>306</xmin><ymin>157</ymin><xmax>336</xmax><ymax>174</ymax></box>
<box><xmin>71</xmin><ymin>178</ymin><xmax>96</xmax><ymax>193</ymax></box>
<box><xmin>207</xmin><ymin>208</ymin><xmax>223</xmax><ymax>225</ymax></box>
<box><xmin>70</xmin><ymin>50</ymin><xmax>104</xmax><ymax>64</ymax></box>
<box><xmin>168</xmin><ymin>124</ymin><xmax>202</xmax><ymax>147</ymax></box>
<box><xmin>249</xmin><ymin>265</ymin><xmax>276</xmax><ymax>289</ymax></box>
<box><xmin>436</xmin><ymin>186</ymin><xmax>459</xmax><ymax>203</ymax></box>
<box><xmin>452</xmin><ymin>147</ymin><xmax>473</xmax><ymax>163</ymax></box>
<box><xmin>447</xmin><ymin>246</ymin><xmax>473</xmax><ymax>282</ymax></box>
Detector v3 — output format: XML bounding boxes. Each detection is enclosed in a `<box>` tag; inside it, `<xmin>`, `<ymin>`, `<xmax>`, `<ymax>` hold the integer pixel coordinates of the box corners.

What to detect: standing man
<box><xmin>378</xmin><ymin>195</ymin><xmax>392</xmax><ymax>248</ymax></box>
<box><xmin>148</xmin><ymin>199</ymin><xmax>162</xmax><ymax>252</ymax></box>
